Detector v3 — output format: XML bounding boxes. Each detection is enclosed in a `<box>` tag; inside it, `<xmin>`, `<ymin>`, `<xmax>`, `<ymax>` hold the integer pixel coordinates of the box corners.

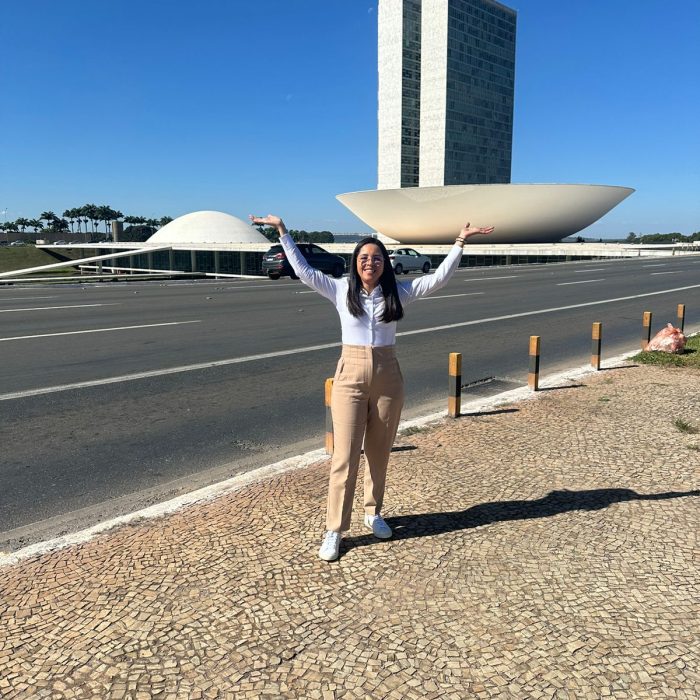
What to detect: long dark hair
<box><xmin>346</xmin><ymin>237</ymin><xmax>404</xmax><ymax>322</ymax></box>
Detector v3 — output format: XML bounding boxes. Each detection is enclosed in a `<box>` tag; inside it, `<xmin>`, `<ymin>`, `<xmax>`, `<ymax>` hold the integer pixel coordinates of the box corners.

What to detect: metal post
<box><xmin>448</xmin><ymin>352</ymin><xmax>462</xmax><ymax>418</ymax></box>
<box><xmin>528</xmin><ymin>336</ymin><xmax>540</xmax><ymax>391</ymax></box>
<box><xmin>677</xmin><ymin>304</ymin><xmax>685</xmax><ymax>332</ymax></box>
<box><xmin>591</xmin><ymin>322</ymin><xmax>602</xmax><ymax>370</ymax></box>
<box><xmin>642</xmin><ymin>311</ymin><xmax>652</xmax><ymax>349</ymax></box>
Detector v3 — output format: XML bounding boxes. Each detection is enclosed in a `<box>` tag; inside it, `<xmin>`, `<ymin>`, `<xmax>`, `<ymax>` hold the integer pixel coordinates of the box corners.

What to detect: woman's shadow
<box><xmin>344</xmin><ymin>487</ymin><xmax>699</xmax><ymax>550</ymax></box>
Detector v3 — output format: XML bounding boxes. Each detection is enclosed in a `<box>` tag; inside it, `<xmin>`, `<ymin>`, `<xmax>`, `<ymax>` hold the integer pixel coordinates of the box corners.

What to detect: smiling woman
<box><xmin>249</xmin><ymin>213</ymin><xmax>493</xmax><ymax>562</ymax></box>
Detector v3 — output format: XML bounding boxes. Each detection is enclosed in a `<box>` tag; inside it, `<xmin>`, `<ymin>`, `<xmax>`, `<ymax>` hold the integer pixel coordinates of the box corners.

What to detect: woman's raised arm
<box><xmin>399</xmin><ymin>222</ymin><xmax>495</xmax><ymax>303</ymax></box>
<box><xmin>249</xmin><ymin>214</ymin><xmax>338</xmax><ymax>302</ymax></box>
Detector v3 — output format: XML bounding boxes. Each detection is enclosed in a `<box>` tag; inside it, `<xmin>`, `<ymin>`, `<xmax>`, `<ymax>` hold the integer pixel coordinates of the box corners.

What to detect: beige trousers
<box><xmin>327</xmin><ymin>345</ymin><xmax>405</xmax><ymax>532</ymax></box>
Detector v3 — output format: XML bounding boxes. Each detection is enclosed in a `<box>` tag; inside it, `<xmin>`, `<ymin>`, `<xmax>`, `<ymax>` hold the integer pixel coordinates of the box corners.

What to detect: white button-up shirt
<box><xmin>280</xmin><ymin>236</ymin><xmax>463</xmax><ymax>346</ymax></box>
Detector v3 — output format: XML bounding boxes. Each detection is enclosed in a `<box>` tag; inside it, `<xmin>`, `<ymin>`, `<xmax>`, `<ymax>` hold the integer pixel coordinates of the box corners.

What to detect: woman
<box><xmin>250</xmin><ymin>214</ymin><xmax>494</xmax><ymax>561</ymax></box>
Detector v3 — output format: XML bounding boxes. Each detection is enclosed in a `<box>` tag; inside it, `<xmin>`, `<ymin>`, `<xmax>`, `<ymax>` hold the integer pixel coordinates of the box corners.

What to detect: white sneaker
<box><xmin>318</xmin><ymin>530</ymin><xmax>341</xmax><ymax>561</ymax></box>
<box><xmin>364</xmin><ymin>514</ymin><xmax>392</xmax><ymax>539</ymax></box>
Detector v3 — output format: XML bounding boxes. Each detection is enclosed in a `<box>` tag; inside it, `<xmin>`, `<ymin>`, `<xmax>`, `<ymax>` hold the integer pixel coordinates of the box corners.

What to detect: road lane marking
<box><xmin>464</xmin><ymin>275</ymin><xmax>519</xmax><ymax>282</ymax></box>
<box><xmin>0</xmin><ymin>303</ymin><xmax>118</xmax><ymax>314</ymax></box>
<box><xmin>419</xmin><ymin>293</ymin><xmax>484</xmax><ymax>300</ymax></box>
<box><xmin>0</xmin><ymin>342</ymin><xmax>343</xmax><ymax>401</ymax></box>
<box><xmin>395</xmin><ymin>283</ymin><xmax>700</xmax><ymax>337</ymax></box>
<box><xmin>574</xmin><ymin>268</ymin><xmax>606</xmax><ymax>273</ymax></box>
<box><xmin>0</xmin><ymin>296</ymin><xmax>57</xmax><ymax>301</ymax></box>
<box><xmin>557</xmin><ymin>279</ymin><xmax>605</xmax><ymax>286</ymax></box>
<box><xmin>643</xmin><ymin>264</ymin><xmax>666</xmax><ymax>267</ymax></box>
<box><xmin>0</xmin><ymin>321</ymin><xmax>201</xmax><ymax>343</ymax></box>
<box><xmin>651</xmin><ymin>271</ymin><xmax>681</xmax><ymax>275</ymax></box>
<box><xmin>3</xmin><ymin>282</ymin><xmax>700</xmax><ymax>401</ymax></box>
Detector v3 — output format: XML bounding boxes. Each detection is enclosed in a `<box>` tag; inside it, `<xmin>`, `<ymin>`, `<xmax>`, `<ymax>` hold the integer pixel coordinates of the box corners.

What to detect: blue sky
<box><xmin>2</xmin><ymin>0</ymin><xmax>698</xmax><ymax>238</ymax></box>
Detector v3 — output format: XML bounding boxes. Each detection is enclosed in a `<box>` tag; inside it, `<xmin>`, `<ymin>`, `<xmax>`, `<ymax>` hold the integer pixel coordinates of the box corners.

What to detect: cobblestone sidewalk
<box><xmin>1</xmin><ymin>363</ymin><xmax>699</xmax><ymax>699</ymax></box>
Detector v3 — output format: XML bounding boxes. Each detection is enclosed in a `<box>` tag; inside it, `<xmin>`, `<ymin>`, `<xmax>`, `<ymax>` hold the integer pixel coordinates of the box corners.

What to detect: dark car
<box><xmin>262</xmin><ymin>243</ymin><xmax>346</xmax><ymax>280</ymax></box>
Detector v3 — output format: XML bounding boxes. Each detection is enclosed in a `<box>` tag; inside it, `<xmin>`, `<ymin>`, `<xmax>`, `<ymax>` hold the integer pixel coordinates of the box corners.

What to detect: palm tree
<box><xmin>28</xmin><ymin>219</ymin><xmax>44</xmax><ymax>233</ymax></box>
<box><xmin>15</xmin><ymin>217</ymin><xmax>29</xmax><ymax>232</ymax></box>
<box><xmin>40</xmin><ymin>211</ymin><xmax>57</xmax><ymax>231</ymax></box>
<box><xmin>79</xmin><ymin>204</ymin><xmax>99</xmax><ymax>235</ymax></box>
<box><xmin>63</xmin><ymin>209</ymin><xmax>77</xmax><ymax>234</ymax></box>
<box><xmin>5</xmin><ymin>221</ymin><xmax>19</xmax><ymax>243</ymax></box>
<box><xmin>159</xmin><ymin>216</ymin><xmax>173</xmax><ymax>228</ymax></box>
<box><xmin>96</xmin><ymin>205</ymin><xmax>111</xmax><ymax>234</ymax></box>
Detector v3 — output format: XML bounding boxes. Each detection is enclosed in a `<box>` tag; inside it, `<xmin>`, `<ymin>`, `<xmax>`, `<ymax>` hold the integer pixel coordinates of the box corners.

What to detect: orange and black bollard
<box><xmin>325</xmin><ymin>378</ymin><xmax>334</xmax><ymax>455</ymax></box>
<box><xmin>677</xmin><ymin>303</ymin><xmax>686</xmax><ymax>332</ymax></box>
<box><xmin>448</xmin><ymin>352</ymin><xmax>462</xmax><ymax>418</ymax></box>
<box><xmin>642</xmin><ymin>311</ymin><xmax>652</xmax><ymax>349</ymax></box>
<box><xmin>528</xmin><ymin>336</ymin><xmax>540</xmax><ymax>391</ymax></box>
<box><xmin>591</xmin><ymin>322</ymin><xmax>602</xmax><ymax>370</ymax></box>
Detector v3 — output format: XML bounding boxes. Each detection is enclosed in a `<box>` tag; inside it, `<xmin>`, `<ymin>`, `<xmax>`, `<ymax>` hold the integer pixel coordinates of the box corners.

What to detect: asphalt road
<box><xmin>1</xmin><ymin>255</ymin><xmax>699</xmax><ymax>548</ymax></box>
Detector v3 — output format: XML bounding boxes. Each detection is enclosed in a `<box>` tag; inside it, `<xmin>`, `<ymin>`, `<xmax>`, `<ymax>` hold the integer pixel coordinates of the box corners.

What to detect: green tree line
<box><xmin>0</xmin><ymin>204</ymin><xmax>172</xmax><ymax>242</ymax></box>
<box><xmin>626</xmin><ymin>231</ymin><xmax>700</xmax><ymax>244</ymax></box>
<box><xmin>256</xmin><ymin>226</ymin><xmax>334</xmax><ymax>243</ymax></box>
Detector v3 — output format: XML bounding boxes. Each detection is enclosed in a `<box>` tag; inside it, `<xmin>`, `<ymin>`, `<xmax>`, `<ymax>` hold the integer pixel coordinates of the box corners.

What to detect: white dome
<box><xmin>148</xmin><ymin>211</ymin><xmax>268</xmax><ymax>245</ymax></box>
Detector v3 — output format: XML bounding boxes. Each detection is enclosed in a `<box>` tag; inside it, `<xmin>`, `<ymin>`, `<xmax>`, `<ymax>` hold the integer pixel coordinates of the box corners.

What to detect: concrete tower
<box><xmin>377</xmin><ymin>0</ymin><xmax>516</xmax><ymax>189</ymax></box>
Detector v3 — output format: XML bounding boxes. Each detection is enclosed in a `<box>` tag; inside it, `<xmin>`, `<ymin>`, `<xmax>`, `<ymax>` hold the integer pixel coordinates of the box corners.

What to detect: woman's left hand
<box><xmin>249</xmin><ymin>214</ymin><xmax>287</xmax><ymax>236</ymax></box>
<box><xmin>461</xmin><ymin>222</ymin><xmax>495</xmax><ymax>239</ymax></box>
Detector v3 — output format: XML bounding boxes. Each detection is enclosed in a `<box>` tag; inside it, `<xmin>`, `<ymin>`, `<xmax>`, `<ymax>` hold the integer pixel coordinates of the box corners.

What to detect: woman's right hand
<box><xmin>249</xmin><ymin>214</ymin><xmax>286</xmax><ymax>234</ymax></box>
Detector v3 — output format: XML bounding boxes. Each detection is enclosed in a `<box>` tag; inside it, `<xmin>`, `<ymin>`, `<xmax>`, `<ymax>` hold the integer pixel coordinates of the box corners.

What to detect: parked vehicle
<box><xmin>53</xmin><ymin>240</ymin><xmax>67</xmax><ymax>245</ymax></box>
<box><xmin>387</xmin><ymin>247</ymin><xmax>431</xmax><ymax>274</ymax></box>
<box><xmin>262</xmin><ymin>243</ymin><xmax>346</xmax><ymax>280</ymax></box>
<box><xmin>9</xmin><ymin>240</ymin><xmax>27</xmax><ymax>247</ymax></box>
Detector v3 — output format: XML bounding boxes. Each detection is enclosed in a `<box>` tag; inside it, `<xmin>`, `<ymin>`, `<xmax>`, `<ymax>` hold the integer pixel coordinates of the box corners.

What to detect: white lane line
<box><xmin>0</xmin><ymin>321</ymin><xmax>201</xmax><ymax>343</ymax></box>
<box><xmin>643</xmin><ymin>264</ymin><xmax>666</xmax><ymax>267</ymax></box>
<box><xmin>419</xmin><ymin>292</ymin><xmax>484</xmax><ymax>300</ymax></box>
<box><xmin>3</xmin><ymin>282</ymin><xmax>700</xmax><ymax>402</ymax></box>
<box><xmin>557</xmin><ymin>279</ymin><xmax>605</xmax><ymax>286</ymax></box>
<box><xmin>0</xmin><ymin>303</ymin><xmax>118</xmax><ymax>314</ymax></box>
<box><xmin>395</xmin><ymin>283</ymin><xmax>700</xmax><ymax>338</ymax></box>
<box><xmin>0</xmin><ymin>296</ymin><xmax>57</xmax><ymax>301</ymax></box>
<box><xmin>0</xmin><ymin>342</ymin><xmax>342</xmax><ymax>401</ymax></box>
<box><xmin>464</xmin><ymin>275</ymin><xmax>519</xmax><ymax>282</ymax></box>
<box><xmin>651</xmin><ymin>271</ymin><xmax>681</xmax><ymax>275</ymax></box>
<box><xmin>574</xmin><ymin>268</ymin><xmax>606</xmax><ymax>273</ymax></box>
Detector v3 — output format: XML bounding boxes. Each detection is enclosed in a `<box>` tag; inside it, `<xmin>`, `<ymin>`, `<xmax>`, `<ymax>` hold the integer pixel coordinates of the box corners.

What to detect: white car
<box><xmin>387</xmin><ymin>247</ymin><xmax>431</xmax><ymax>274</ymax></box>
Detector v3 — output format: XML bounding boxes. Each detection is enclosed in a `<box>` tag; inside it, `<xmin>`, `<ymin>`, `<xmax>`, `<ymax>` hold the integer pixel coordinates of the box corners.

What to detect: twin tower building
<box><xmin>378</xmin><ymin>0</ymin><xmax>516</xmax><ymax>190</ymax></box>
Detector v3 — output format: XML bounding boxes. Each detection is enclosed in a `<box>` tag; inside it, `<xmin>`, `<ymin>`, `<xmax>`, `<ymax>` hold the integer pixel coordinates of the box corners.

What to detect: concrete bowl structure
<box><xmin>148</xmin><ymin>211</ymin><xmax>269</xmax><ymax>246</ymax></box>
<box><xmin>336</xmin><ymin>184</ymin><xmax>634</xmax><ymax>244</ymax></box>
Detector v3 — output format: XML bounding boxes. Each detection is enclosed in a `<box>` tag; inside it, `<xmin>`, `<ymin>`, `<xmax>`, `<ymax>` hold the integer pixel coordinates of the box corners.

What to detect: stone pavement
<box><xmin>1</xmin><ymin>362</ymin><xmax>698</xmax><ymax>700</ymax></box>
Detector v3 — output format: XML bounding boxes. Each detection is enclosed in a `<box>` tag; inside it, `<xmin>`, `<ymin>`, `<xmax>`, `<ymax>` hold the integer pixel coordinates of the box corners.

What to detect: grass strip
<box><xmin>632</xmin><ymin>333</ymin><xmax>700</xmax><ymax>369</ymax></box>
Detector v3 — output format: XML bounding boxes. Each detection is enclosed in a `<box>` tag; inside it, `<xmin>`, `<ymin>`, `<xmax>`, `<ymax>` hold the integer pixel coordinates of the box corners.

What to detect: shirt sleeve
<box><xmin>398</xmin><ymin>244</ymin><xmax>463</xmax><ymax>304</ymax></box>
<box><xmin>279</xmin><ymin>235</ymin><xmax>339</xmax><ymax>303</ymax></box>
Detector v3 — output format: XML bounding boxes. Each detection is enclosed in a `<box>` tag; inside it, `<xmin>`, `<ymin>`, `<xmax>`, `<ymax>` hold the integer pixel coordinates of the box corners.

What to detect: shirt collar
<box><xmin>360</xmin><ymin>285</ymin><xmax>383</xmax><ymax>298</ymax></box>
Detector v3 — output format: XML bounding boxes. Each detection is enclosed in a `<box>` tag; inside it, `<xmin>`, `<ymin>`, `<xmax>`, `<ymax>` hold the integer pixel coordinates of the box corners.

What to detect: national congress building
<box><xmin>378</xmin><ymin>0</ymin><xmax>517</xmax><ymax>189</ymax></box>
<box><xmin>338</xmin><ymin>0</ymin><xmax>631</xmax><ymax>244</ymax></box>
